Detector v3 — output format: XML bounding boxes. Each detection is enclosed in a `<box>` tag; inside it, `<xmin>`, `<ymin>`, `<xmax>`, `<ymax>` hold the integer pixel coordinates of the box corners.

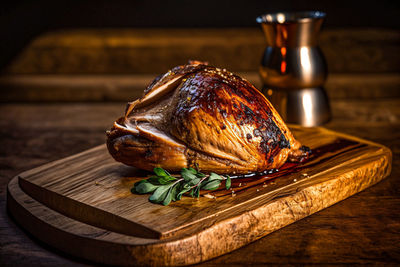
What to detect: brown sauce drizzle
<box><xmin>207</xmin><ymin>138</ymin><xmax>367</xmax><ymax>197</ymax></box>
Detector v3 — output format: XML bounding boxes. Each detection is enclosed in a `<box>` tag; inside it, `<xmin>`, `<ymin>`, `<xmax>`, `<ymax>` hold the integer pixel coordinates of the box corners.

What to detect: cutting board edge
<box><xmin>7</xmin><ymin>142</ymin><xmax>392</xmax><ymax>266</ymax></box>
<box><xmin>18</xmin><ymin>176</ymin><xmax>163</xmax><ymax>239</ymax></box>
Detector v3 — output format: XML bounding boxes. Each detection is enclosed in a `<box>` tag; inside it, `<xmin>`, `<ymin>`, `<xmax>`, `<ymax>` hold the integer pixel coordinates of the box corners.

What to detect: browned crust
<box><xmin>106</xmin><ymin>63</ymin><xmax>309</xmax><ymax>174</ymax></box>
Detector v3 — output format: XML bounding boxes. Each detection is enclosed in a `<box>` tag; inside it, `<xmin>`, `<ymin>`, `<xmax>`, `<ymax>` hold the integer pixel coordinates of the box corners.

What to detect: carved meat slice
<box><xmin>107</xmin><ymin>62</ymin><xmax>308</xmax><ymax>175</ymax></box>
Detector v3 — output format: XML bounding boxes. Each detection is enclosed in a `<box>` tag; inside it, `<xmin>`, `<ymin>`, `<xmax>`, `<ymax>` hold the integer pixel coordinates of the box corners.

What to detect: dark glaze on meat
<box><xmin>107</xmin><ymin>61</ymin><xmax>308</xmax><ymax>175</ymax></box>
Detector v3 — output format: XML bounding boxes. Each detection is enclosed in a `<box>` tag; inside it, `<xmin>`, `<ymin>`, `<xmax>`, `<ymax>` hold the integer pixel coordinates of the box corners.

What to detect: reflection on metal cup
<box><xmin>257</xmin><ymin>11</ymin><xmax>331</xmax><ymax>126</ymax></box>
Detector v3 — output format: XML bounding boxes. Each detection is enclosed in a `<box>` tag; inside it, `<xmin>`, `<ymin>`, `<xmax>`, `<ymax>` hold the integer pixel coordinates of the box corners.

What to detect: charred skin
<box><xmin>106</xmin><ymin>62</ymin><xmax>309</xmax><ymax>175</ymax></box>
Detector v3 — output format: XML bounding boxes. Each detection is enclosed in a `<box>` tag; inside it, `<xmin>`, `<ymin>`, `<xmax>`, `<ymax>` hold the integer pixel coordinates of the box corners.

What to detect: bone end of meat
<box><xmin>107</xmin><ymin>62</ymin><xmax>309</xmax><ymax>174</ymax></box>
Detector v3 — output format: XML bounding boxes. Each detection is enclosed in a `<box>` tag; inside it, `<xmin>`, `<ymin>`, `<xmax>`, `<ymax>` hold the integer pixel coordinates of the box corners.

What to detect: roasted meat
<box><xmin>107</xmin><ymin>61</ymin><xmax>308</xmax><ymax>175</ymax></box>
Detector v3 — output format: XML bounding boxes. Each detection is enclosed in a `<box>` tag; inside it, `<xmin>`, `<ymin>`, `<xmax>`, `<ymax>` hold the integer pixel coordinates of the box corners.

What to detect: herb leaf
<box><xmin>134</xmin><ymin>182</ymin><xmax>158</xmax><ymax>194</ymax></box>
<box><xmin>226</xmin><ymin>175</ymin><xmax>231</xmax><ymax>190</ymax></box>
<box><xmin>181</xmin><ymin>168</ymin><xmax>197</xmax><ymax>182</ymax></box>
<box><xmin>201</xmin><ymin>180</ymin><xmax>222</xmax><ymax>190</ymax></box>
<box><xmin>176</xmin><ymin>186</ymin><xmax>192</xmax><ymax>200</ymax></box>
<box><xmin>133</xmin><ymin>179</ymin><xmax>147</xmax><ymax>187</ymax></box>
<box><xmin>187</xmin><ymin>167</ymin><xmax>198</xmax><ymax>174</ymax></box>
<box><xmin>208</xmin><ymin>172</ymin><xmax>223</xmax><ymax>181</ymax></box>
<box><xmin>153</xmin><ymin>167</ymin><xmax>170</xmax><ymax>177</ymax></box>
<box><xmin>148</xmin><ymin>175</ymin><xmax>176</xmax><ymax>185</ymax></box>
<box><xmin>131</xmin><ymin>167</ymin><xmax>232</xmax><ymax>205</ymax></box>
<box><xmin>162</xmin><ymin>184</ymin><xmax>178</xmax><ymax>206</ymax></box>
<box><xmin>149</xmin><ymin>185</ymin><xmax>171</xmax><ymax>204</ymax></box>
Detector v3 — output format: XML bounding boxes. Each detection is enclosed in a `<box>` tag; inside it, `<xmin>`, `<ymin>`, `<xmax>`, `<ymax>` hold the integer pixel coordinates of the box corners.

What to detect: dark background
<box><xmin>0</xmin><ymin>2</ymin><xmax>399</xmax><ymax>266</ymax></box>
<box><xmin>0</xmin><ymin>0</ymin><xmax>399</xmax><ymax>71</ymax></box>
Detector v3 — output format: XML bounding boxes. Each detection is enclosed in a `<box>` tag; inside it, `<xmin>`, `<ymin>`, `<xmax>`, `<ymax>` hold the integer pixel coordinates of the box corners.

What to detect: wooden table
<box><xmin>0</xmin><ymin>96</ymin><xmax>399</xmax><ymax>265</ymax></box>
<box><xmin>0</xmin><ymin>26</ymin><xmax>399</xmax><ymax>265</ymax></box>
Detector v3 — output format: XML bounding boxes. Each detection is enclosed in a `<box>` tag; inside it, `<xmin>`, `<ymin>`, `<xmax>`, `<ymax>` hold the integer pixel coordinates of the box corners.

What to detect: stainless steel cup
<box><xmin>257</xmin><ymin>11</ymin><xmax>331</xmax><ymax>126</ymax></box>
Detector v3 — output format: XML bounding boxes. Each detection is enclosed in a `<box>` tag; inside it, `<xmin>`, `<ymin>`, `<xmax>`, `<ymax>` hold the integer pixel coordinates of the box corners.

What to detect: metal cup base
<box><xmin>263</xmin><ymin>87</ymin><xmax>331</xmax><ymax>127</ymax></box>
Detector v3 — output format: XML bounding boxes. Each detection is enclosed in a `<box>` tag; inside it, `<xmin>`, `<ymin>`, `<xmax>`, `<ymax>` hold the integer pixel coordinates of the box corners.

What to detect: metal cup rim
<box><xmin>256</xmin><ymin>11</ymin><xmax>326</xmax><ymax>24</ymax></box>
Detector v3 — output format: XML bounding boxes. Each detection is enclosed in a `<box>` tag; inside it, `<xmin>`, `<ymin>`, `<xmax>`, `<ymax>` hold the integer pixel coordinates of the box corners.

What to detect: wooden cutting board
<box><xmin>7</xmin><ymin>126</ymin><xmax>392</xmax><ymax>266</ymax></box>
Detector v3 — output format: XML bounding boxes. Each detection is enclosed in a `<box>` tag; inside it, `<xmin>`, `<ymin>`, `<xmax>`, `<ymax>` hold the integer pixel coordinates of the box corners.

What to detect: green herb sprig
<box><xmin>131</xmin><ymin>167</ymin><xmax>231</xmax><ymax>205</ymax></box>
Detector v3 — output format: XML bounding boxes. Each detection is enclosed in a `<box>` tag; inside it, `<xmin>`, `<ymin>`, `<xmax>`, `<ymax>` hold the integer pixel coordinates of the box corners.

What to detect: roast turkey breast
<box><xmin>107</xmin><ymin>61</ymin><xmax>308</xmax><ymax>175</ymax></box>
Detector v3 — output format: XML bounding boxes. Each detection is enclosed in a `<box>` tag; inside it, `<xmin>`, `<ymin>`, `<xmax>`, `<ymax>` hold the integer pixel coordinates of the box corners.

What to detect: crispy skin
<box><xmin>107</xmin><ymin>62</ymin><xmax>308</xmax><ymax>174</ymax></box>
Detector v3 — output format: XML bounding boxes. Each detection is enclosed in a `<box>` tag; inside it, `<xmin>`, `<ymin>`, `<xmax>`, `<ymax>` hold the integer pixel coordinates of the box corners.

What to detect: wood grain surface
<box><xmin>1</xmin><ymin>99</ymin><xmax>399</xmax><ymax>266</ymax></box>
<box><xmin>7</xmin><ymin>126</ymin><xmax>392</xmax><ymax>266</ymax></box>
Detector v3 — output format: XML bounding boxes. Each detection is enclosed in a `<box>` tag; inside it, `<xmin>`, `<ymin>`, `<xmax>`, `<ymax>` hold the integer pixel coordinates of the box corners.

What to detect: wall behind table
<box><xmin>3</xmin><ymin>28</ymin><xmax>400</xmax><ymax>75</ymax></box>
<box><xmin>0</xmin><ymin>0</ymin><xmax>399</xmax><ymax>102</ymax></box>
<box><xmin>1</xmin><ymin>0</ymin><xmax>399</xmax><ymax>71</ymax></box>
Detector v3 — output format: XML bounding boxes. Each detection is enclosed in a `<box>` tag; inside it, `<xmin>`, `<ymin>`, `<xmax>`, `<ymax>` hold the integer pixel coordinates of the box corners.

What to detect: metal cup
<box><xmin>257</xmin><ymin>11</ymin><xmax>331</xmax><ymax>126</ymax></box>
